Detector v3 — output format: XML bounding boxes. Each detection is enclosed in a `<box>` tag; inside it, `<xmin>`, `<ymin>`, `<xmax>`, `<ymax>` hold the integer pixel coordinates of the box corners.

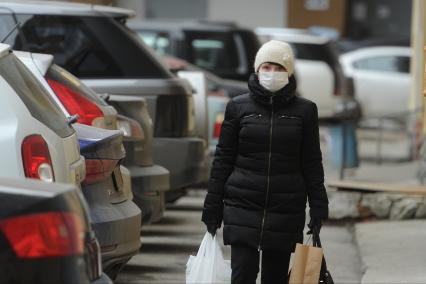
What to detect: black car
<box><xmin>128</xmin><ymin>20</ymin><xmax>261</xmax><ymax>82</ymax></box>
<box><xmin>0</xmin><ymin>178</ymin><xmax>94</xmax><ymax>284</ymax></box>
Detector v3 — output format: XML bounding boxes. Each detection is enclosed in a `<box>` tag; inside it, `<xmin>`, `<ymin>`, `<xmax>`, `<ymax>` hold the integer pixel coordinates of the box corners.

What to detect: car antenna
<box><xmin>0</xmin><ymin>22</ymin><xmax>20</xmax><ymax>43</ymax></box>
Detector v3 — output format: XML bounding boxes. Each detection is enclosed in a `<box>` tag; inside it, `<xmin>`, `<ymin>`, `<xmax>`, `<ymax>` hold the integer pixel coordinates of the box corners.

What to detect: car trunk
<box><xmin>75</xmin><ymin>124</ymin><xmax>127</xmax><ymax>204</ymax></box>
<box><xmin>82</xmin><ymin>78</ymin><xmax>195</xmax><ymax>139</ymax></box>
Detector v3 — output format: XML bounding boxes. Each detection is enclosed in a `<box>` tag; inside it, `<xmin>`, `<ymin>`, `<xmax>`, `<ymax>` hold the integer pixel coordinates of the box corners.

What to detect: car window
<box><xmin>184</xmin><ymin>31</ymin><xmax>240</xmax><ymax>76</ymax></box>
<box><xmin>0</xmin><ymin>14</ymin><xmax>172</xmax><ymax>79</ymax></box>
<box><xmin>46</xmin><ymin>64</ymin><xmax>108</xmax><ymax>106</ymax></box>
<box><xmin>137</xmin><ymin>31</ymin><xmax>171</xmax><ymax>55</ymax></box>
<box><xmin>0</xmin><ymin>54</ymin><xmax>74</xmax><ymax>138</ymax></box>
<box><xmin>353</xmin><ymin>55</ymin><xmax>410</xmax><ymax>73</ymax></box>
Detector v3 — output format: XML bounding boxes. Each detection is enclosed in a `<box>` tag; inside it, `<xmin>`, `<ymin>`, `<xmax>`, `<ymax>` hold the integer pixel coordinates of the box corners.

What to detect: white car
<box><xmin>0</xmin><ymin>43</ymin><xmax>85</xmax><ymax>185</ymax></box>
<box><xmin>339</xmin><ymin>46</ymin><xmax>411</xmax><ymax>118</ymax></box>
<box><xmin>255</xmin><ymin>27</ymin><xmax>360</xmax><ymax>120</ymax></box>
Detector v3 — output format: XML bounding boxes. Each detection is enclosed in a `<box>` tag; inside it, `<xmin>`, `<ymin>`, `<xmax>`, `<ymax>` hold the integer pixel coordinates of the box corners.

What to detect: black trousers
<box><xmin>231</xmin><ymin>245</ymin><xmax>291</xmax><ymax>284</ymax></box>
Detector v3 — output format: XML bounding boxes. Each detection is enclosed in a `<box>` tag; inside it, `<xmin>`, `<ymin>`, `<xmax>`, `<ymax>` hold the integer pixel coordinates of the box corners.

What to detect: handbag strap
<box><xmin>312</xmin><ymin>227</ymin><xmax>329</xmax><ymax>274</ymax></box>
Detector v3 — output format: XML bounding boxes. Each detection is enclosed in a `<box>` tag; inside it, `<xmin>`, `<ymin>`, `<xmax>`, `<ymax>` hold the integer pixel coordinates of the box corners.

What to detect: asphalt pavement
<box><xmin>116</xmin><ymin>190</ymin><xmax>363</xmax><ymax>284</ymax></box>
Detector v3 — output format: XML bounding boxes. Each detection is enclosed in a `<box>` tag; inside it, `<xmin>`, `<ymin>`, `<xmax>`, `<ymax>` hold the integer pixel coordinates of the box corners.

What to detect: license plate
<box><xmin>112</xmin><ymin>166</ymin><xmax>124</xmax><ymax>191</ymax></box>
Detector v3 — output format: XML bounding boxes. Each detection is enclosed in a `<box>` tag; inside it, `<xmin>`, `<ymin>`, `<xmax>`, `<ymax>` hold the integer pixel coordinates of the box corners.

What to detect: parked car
<box><xmin>0</xmin><ymin>178</ymin><xmax>92</xmax><ymax>284</ymax></box>
<box><xmin>127</xmin><ymin>20</ymin><xmax>261</xmax><ymax>82</ymax></box>
<box><xmin>163</xmin><ymin>56</ymin><xmax>230</xmax><ymax>154</ymax></box>
<box><xmin>14</xmin><ymin>51</ymin><xmax>142</xmax><ymax>279</ymax></box>
<box><xmin>255</xmin><ymin>27</ymin><xmax>361</xmax><ymax>121</ymax></box>
<box><xmin>0</xmin><ymin>43</ymin><xmax>108</xmax><ymax>283</ymax></box>
<box><xmin>339</xmin><ymin>46</ymin><xmax>411</xmax><ymax>118</ymax></box>
<box><xmin>17</xmin><ymin>51</ymin><xmax>169</xmax><ymax>224</ymax></box>
<box><xmin>0</xmin><ymin>1</ymin><xmax>208</xmax><ymax>198</ymax></box>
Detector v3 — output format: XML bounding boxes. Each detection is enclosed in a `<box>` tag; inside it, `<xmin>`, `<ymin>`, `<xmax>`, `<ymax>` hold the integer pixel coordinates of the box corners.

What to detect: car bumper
<box><xmin>319</xmin><ymin>97</ymin><xmax>362</xmax><ymax>123</ymax></box>
<box><xmin>91</xmin><ymin>273</ymin><xmax>113</xmax><ymax>284</ymax></box>
<box><xmin>127</xmin><ymin>164</ymin><xmax>170</xmax><ymax>224</ymax></box>
<box><xmin>153</xmin><ymin>137</ymin><xmax>209</xmax><ymax>190</ymax></box>
<box><xmin>89</xmin><ymin>200</ymin><xmax>141</xmax><ymax>270</ymax></box>
<box><xmin>81</xmin><ymin>178</ymin><xmax>142</xmax><ymax>273</ymax></box>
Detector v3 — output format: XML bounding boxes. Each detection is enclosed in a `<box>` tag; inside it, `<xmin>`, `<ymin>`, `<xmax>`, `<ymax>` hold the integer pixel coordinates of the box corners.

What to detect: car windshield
<box><xmin>184</xmin><ymin>31</ymin><xmax>242</xmax><ymax>77</ymax></box>
<box><xmin>0</xmin><ymin>13</ymin><xmax>172</xmax><ymax>79</ymax></box>
<box><xmin>0</xmin><ymin>53</ymin><xmax>74</xmax><ymax>138</ymax></box>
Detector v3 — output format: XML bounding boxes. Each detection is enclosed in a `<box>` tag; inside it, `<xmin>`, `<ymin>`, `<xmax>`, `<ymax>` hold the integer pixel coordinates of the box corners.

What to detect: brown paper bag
<box><xmin>288</xmin><ymin>243</ymin><xmax>323</xmax><ymax>284</ymax></box>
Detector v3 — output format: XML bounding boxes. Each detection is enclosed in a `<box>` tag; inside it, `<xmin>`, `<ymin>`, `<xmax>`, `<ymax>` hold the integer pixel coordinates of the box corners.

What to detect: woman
<box><xmin>202</xmin><ymin>40</ymin><xmax>329</xmax><ymax>284</ymax></box>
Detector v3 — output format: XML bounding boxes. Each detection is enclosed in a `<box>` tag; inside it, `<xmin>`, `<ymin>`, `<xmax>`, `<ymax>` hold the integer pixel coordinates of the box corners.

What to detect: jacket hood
<box><xmin>248</xmin><ymin>73</ymin><xmax>297</xmax><ymax>106</ymax></box>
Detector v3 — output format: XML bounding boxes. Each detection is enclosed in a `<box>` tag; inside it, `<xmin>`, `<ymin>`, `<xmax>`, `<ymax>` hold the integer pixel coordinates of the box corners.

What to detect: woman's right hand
<box><xmin>206</xmin><ymin>223</ymin><xmax>220</xmax><ymax>237</ymax></box>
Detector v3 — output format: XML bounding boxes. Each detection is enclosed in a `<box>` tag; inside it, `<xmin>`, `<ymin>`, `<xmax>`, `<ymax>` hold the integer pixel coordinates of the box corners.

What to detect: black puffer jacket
<box><xmin>202</xmin><ymin>74</ymin><xmax>329</xmax><ymax>252</ymax></box>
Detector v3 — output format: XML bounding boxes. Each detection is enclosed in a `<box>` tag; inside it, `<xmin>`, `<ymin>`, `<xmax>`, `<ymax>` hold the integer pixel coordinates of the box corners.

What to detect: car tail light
<box><xmin>83</xmin><ymin>159</ymin><xmax>118</xmax><ymax>185</ymax></box>
<box><xmin>213</xmin><ymin>113</ymin><xmax>225</xmax><ymax>138</ymax></box>
<box><xmin>22</xmin><ymin>135</ymin><xmax>55</xmax><ymax>182</ymax></box>
<box><xmin>47</xmin><ymin>79</ymin><xmax>104</xmax><ymax>125</ymax></box>
<box><xmin>0</xmin><ymin>212</ymin><xmax>84</xmax><ymax>258</ymax></box>
<box><xmin>117</xmin><ymin>116</ymin><xmax>145</xmax><ymax>139</ymax></box>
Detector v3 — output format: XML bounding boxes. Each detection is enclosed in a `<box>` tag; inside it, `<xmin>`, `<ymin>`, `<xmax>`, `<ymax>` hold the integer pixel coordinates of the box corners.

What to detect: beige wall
<box><xmin>288</xmin><ymin>0</ymin><xmax>346</xmax><ymax>34</ymax></box>
<box><xmin>207</xmin><ymin>0</ymin><xmax>288</xmax><ymax>28</ymax></box>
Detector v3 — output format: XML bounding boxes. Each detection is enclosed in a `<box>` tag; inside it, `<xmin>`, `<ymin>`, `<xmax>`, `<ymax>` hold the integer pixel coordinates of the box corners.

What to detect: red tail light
<box><xmin>22</xmin><ymin>135</ymin><xmax>55</xmax><ymax>182</ymax></box>
<box><xmin>213</xmin><ymin>113</ymin><xmax>224</xmax><ymax>138</ymax></box>
<box><xmin>0</xmin><ymin>212</ymin><xmax>84</xmax><ymax>258</ymax></box>
<box><xmin>83</xmin><ymin>159</ymin><xmax>118</xmax><ymax>185</ymax></box>
<box><xmin>47</xmin><ymin>79</ymin><xmax>103</xmax><ymax>125</ymax></box>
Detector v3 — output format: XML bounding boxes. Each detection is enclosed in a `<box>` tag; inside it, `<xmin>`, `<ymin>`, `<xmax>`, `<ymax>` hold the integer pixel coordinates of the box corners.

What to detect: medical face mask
<box><xmin>258</xmin><ymin>71</ymin><xmax>289</xmax><ymax>92</ymax></box>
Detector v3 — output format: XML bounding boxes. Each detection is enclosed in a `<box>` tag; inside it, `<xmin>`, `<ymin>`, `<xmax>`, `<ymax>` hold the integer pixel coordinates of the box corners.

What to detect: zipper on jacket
<box><xmin>279</xmin><ymin>114</ymin><xmax>300</xmax><ymax>120</ymax></box>
<box><xmin>242</xmin><ymin>113</ymin><xmax>263</xmax><ymax>119</ymax></box>
<box><xmin>259</xmin><ymin>97</ymin><xmax>274</xmax><ymax>251</ymax></box>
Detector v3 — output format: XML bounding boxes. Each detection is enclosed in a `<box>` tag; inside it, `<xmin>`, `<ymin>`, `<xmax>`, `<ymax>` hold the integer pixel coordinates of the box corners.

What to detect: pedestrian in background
<box><xmin>202</xmin><ymin>40</ymin><xmax>329</xmax><ymax>284</ymax></box>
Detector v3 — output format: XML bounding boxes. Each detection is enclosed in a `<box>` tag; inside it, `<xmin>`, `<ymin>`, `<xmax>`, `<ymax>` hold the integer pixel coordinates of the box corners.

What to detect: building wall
<box><xmin>113</xmin><ymin>0</ymin><xmax>145</xmax><ymax>19</ymax></box>
<box><xmin>288</xmin><ymin>0</ymin><xmax>346</xmax><ymax>34</ymax></box>
<box><xmin>207</xmin><ymin>0</ymin><xmax>287</xmax><ymax>28</ymax></box>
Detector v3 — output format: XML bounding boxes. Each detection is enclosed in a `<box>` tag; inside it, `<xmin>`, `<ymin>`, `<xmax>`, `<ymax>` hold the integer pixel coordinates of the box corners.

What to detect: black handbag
<box><xmin>313</xmin><ymin>227</ymin><xmax>334</xmax><ymax>284</ymax></box>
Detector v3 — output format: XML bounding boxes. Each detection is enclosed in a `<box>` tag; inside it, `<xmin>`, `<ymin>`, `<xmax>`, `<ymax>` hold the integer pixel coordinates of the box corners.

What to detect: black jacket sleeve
<box><xmin>202</xmin><ymin>99</ymin><xmax>239</xmax><ymax>225</ymax></box>
<box><xmin>301</xmin><ymin>103</ymin><xmax>329</xmax><ymax>219</ymax></box>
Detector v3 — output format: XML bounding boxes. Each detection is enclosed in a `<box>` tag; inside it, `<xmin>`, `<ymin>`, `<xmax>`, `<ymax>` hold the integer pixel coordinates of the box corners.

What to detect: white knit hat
<box><xmin>254</xmin><ymin>40</ymin><xmax>295</xmax><ymax>76</ymax></box>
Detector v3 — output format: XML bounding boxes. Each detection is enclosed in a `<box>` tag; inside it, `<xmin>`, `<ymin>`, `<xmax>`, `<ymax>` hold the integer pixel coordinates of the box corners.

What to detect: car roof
<box><xmin>340</xmin><ymin>46</ymin><xmax>412</xmax><ymax>60</ymax></box>
<box><xmin>0</xmin><ymin>43</ymin><xmax>10</xmax><ymax>59</ymax></box>
<box><xmin>255</xmin><ymin>27</ymin><xmax>330</xmax><ymax>45</ymax></box>
<box><xmin>127</xmin><ymin>20</ymin><xmax>246</xmax><ymax>32</ymax></box>
<box><xmin>0</xmin><ymin>0</ymin><xmax>135</xmax><ymax>17</ymax></box>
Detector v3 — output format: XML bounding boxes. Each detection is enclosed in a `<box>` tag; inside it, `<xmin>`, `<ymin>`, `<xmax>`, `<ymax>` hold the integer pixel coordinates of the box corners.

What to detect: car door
<box><xmin>350</xmin><ymin>55</ymin><xmax>410</xmax><ymax>117</ymax></box>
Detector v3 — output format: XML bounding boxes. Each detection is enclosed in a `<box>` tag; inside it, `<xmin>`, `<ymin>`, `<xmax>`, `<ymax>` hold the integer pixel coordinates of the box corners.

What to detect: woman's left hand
<box><xmin>307</xmin><ymin>218</ymin><xmax>322</xmax><ymax>234</ymax></box>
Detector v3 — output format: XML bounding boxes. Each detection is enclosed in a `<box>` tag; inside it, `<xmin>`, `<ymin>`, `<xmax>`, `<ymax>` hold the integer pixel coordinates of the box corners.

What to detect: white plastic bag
<box><xmin>186</xmin><ymin>233</ymin><xmax>231</xmax><ymax>284</ymax></box>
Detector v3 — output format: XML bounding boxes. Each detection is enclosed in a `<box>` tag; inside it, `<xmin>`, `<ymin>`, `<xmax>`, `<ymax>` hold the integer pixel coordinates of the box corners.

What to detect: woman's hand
<box><xmin>206</xmin><ymin>223</ymin><xmax>220</xmax><ymax>237</ymax></box>
<box><xmin>307</xmin><ymin>218</ymin><xmax>322</xmax><ymax>235</ymax></box>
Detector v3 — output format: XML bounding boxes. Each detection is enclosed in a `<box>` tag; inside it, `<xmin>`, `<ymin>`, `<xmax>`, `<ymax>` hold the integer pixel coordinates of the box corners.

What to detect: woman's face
<box><xmin>258</xmin><ymin>62</ymin><xmax>286</xmax><ymax>73</ymax></box>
